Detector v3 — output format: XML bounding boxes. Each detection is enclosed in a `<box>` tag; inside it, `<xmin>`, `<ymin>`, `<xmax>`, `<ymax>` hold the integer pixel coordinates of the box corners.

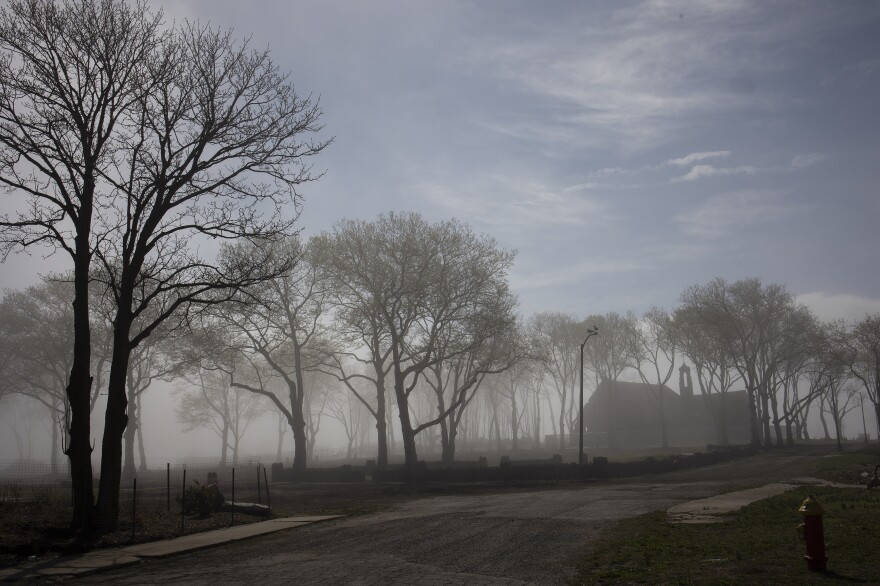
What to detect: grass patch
<box><xmin>804</xmin><ymin>445</ymin><xmax>880</xmax><ymax>485</ymax></box>
<box><xmin>574</xmin><ymin>486</ymin><xmax>880</xmax><ymax>585</ymax></box>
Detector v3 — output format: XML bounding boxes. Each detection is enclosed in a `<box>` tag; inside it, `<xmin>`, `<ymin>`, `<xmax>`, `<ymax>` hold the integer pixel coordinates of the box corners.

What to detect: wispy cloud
<box><xmin>796</xmin><ymin>292</ymin><xmax>880</xmax><ymax>322</ymax></box>
<box><xmin>673</xmin><ymin>164</ymin><xmax>758</xmax><ymax>182</ymax></box>
<box><xmin>466</xmin><ymin>2</ymin><xmax>825</xmax><ymax>151</ymax></box>
<box><xmin>667</xmin><ymin>151</ymin><xmax>731</xmax><ymax>166</ymax></box>
<box><xmin>675</xmin><ymin>190</ymin><xmax>803</xmax><ymax>237</ymax></box>
<box><xmin>511</xmin><ymin>258</ymin><xmax>647</xmax><ymax>290</ymax></box>
<box><xmin>791</xmin><ymin>153</ymin><xmax>825</xmax><ymax>169</ymax></box>
<box><xmin>413</xmin><ymin>172</ymin><xmax>606</xmax><ymax>227</ymax></box>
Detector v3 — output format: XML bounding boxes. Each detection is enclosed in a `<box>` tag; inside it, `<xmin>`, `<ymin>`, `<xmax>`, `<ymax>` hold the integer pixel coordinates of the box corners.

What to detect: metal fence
<box><xmin>0</xmin><ymin>457</ymin><xmax>272</xmax><ymax>516</ymax></box>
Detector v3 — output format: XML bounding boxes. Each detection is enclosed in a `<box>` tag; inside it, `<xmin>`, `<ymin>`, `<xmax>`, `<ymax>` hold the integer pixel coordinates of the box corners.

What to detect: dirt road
<box><xmin>74</xmin><ymin>447</ymin><xmax>830</xmax><ymax>585</ymax></box>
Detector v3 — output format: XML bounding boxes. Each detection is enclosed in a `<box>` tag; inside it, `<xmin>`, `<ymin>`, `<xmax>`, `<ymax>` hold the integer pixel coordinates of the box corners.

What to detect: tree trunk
<box><xmin>65</xmin><ymin>234</ymin><xmax>95</xmax><ymax>534</ymax></box>
<box><xmin>770</xmin><ymin>388</ymin><xmax>784</xmax><ymax>446</ymax></box>
<box><xmin>832</xmin><ymin>407</ymin><xmax>844</xmax><ymax>452</ymax></box>
<box><xmin>558</xmin><ymin>388</ymin><xmax>566</xmax><ymax>450</ymax></box>
<box><xmin>136</xmin><ymin>395</ymin><xmax>147</xmax><ymax>472</ymax></box>
<box><xmin>746</xmin><ymin>384</ymin><xmax>761</xmax><ymax>447</ymax></box>
<box><xmin>375</xmin><ymin>372</ymin><xmax>388</xmax><ymax>468</ymax></box>
<box><xmin>874</xmin><ymin>402</ymin><xmax>880</xmax><ymax>444</ymax></box>
<box><xmin>122</xmin><ymin>370</ymin><xmax>137</xmax><ymax>480</ymax></box>
<box><xmin>94</xmin><ymin>313</ymin><xmax>133</xmax><ymax>533</ymax></box>
<box><xmin>657</xmin><ymin>386</ymin><xmax>668</xmax><ymax>449</ymax></box>
<box><xmin>217</xmin><ymin>417</ymin><xmax>227</xmax><ymax>465</ymax></box>
<box><xmin>819</xmin><ymin>404</ymin><xmax>831</xmax><ymax>440</ymax></box>
<box><xmin>510</xmin><ymin>388</ymin><xmax>519</xmax><ymax>451</ymax></box>
<box><xmin>760</xmin><ymin>390</ymin><xmax>772</xmax><ymax>447</ymax></box>
<box><xmin>394</xmin><ymin>379</ymin><xmax>418</xmax><ymax>468</ymax></box>
<box><xmin>49</xmin><ymin>404</ymin><xmax>60</xmax><ymax>477</ymax></box>
<box><xmin>533</xmin><ymin>392</ymin><xmax>541</xmax><ymax>449</ymax></box>
<box><xmin>276</xmin><ymin>413</ymin><xmax>285</xmax><ymax>462</ymax></box>
<box><xmin>290</xmin><ymin>408</ymin><xmax>308</xmax><ymax>472</ymax></box>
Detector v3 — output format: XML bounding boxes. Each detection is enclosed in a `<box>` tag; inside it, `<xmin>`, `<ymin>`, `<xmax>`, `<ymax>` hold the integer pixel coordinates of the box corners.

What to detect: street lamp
<box><xmin>579</xmin><ymin>325</ymin><xmax>599</xmax><ymax>465</ymax></box>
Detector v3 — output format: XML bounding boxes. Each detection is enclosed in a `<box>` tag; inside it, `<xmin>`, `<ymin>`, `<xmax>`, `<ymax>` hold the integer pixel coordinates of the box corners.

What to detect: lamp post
<box><xmin>579</xmin><ymin>325</ymin><xmax>599</xmax><ymax>465</ymax></box>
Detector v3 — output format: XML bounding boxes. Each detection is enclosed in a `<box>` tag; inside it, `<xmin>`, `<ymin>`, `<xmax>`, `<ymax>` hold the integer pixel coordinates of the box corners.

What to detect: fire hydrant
<box><xmin>797</xmin><ymin>495</ymin><xmax>827</xmax><ymax>572</ymax></box>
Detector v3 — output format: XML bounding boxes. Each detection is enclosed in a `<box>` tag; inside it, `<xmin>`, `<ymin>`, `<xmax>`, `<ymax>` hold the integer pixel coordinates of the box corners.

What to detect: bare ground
<box><xmin>58</xmin><ymin>445</ymin><xmax>840</xmax><ymax>585</ymax></box>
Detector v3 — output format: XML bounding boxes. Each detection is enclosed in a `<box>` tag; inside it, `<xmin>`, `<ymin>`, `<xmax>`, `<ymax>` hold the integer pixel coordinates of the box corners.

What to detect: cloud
<box><xmin>466</xmin><ymin>2</ymin><xmax>833</xmax><ymax>151</ymax></box>
<box><xmin>675</xmin><ymin>190</ymin><xmax>803</xmax><ymax>237</ymax></box>
<box><xmin>796</xmin><ymin>292</ymin><xmax>880</xmax><ymax>322</ymax></box>
<box><xmin>413</xmin><ymin>172</ymin><xmax>606</xmax><ymax>227</ymax></box>
<box><xmin>674</xmin><ymin>164</ymin><xmax>758</xmax><ymax>182</ymax></box>
<box><xmin>667</xmin><ymin>151</ymin><xmax>731</xmax><ymax>166</ymax></box>
<box><xmin>791</xmin><ymin>153</ymin><xmax>825</xmax><ymax>169</ymax></box>
<box><xmin>511</xmin><ymin>258</ymin><xmax>647</xmax><ymax>291</ymax></box>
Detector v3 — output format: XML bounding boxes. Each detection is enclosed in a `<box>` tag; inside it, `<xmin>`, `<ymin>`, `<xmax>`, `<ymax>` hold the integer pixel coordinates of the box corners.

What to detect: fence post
<box><xmin>131</xmin><ymin>477</ymin><xmax>137</xmax><ymax>541</ymax></box>
<box><xmin>257</xmin><ymin>464</ymin><xmax>261</xmax><ymax>505</ymax></box>
<box><xmin>230</xmin><ymin>467</ymin><xmax>235</xmax><ymax>527</ymax></box>
<box><xmin>166</xmin><ymin>463</ymin><xmax>170</xmax><ymax>512</ymax></box>
<box><xmin>263</xmin><ymin>466</ymin><xmax>271</xmax><ymax>513</ymax></box>
<box><xmin>181</xmin><ymin>468</ymin><xmax>186</xmax><ymax>534</ymax></box>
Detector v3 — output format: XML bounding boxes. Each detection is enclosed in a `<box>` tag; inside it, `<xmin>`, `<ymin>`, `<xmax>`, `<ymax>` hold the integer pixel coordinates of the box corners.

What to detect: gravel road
<box><xmin>73</xmin><ymin>448</ymin><xmax>829</xmax><ymax>585</ymax></box>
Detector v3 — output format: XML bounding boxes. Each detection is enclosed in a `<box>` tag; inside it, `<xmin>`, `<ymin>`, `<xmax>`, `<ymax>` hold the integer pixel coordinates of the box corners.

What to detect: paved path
<box><xmin>70</xmin><ymin>481</ymin><xmax>725</xmax><ymax>585</ymax></box>
<box><xmin>0</xmin><ymin>516</ymin><xmax>340</xmax><ymax>583</ymax></box>
<box><xmin>8</xmin><ymin>449</ymin><xmax>843</xmax><ymax>584</ymax></box>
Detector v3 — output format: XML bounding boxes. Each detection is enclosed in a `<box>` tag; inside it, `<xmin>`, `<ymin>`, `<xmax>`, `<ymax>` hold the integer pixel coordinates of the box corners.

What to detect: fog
<box><xmin>0</xmin><ymin>2</ymin><xmax>878</xmax><ymax>546</ymax></box>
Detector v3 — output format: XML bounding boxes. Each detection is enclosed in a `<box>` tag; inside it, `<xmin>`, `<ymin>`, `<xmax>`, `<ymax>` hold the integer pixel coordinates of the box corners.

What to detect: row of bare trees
<box><xmin>3</xmin><ymin>260</ymin><xmax>879</xmax><ymax>536</ymax></box>
<box><xmin>1</xmin><ymin>2</ymin><xmax>878</xmax><ymax>539</ymax></box>
<box><xmin>0</xmin><ymin>0</ymin><xmax>328</xmax><ymax>534</ymax></box>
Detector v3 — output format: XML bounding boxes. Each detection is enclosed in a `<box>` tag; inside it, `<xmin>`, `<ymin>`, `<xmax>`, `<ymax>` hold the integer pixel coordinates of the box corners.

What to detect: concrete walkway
<box><xmin>667</xmin><ymin>477</ymin><xmax>864</xmax><ymax>524</ymax></box>
<box><xmin>0</xmin><ymin>515</ymin><xmax>341</xmax><ymax>582</ymax></box>
<box><xmin>667</xmin><ymin>483</ymin><xmax>795</xmax><ymax>523</ymax></box>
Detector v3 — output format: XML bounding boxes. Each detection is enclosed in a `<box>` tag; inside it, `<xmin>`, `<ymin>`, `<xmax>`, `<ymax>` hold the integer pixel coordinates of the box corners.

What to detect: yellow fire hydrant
<box><xmin>797</xmin><ymin>495</ymin><xmax>827</xmax><ymax>572</ymax></box>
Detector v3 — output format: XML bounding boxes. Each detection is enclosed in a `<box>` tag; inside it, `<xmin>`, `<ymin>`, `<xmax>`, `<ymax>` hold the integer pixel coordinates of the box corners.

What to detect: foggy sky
<box><xmin>2</xmin><ymin>1</ymin><xmax>879</xmax><ymax>460</ymax></box>
<box><xmin>2</xmin><ymin>1</ymin><xmax>879</xmax><ymax>319</ymax></box>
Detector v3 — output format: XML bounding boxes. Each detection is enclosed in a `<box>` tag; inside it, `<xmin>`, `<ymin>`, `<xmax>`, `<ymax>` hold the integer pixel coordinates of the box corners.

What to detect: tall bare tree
<box><xmin>630</xmin><ymin>307</ymin><xmax>677</xmax><ymax>448</ymax></box>
<box><xmin>216</xmin><ymin>236</ymin><xmax>329</xmax><ymax>471</ymax></box>
<box><xmin>527</xmin><ymin>312</ymin><xmax>582</xmax><ymax>450</ymax></box>
<box><xmin>315</xmin><ymin>212</ymin><xmax>517</xmax><ymax>467</ymax></box>
<box><xmin>679</xmin><ymin>278</ymin><xmax>814</xmax><ymax>447</ymax></box>
<box><xmin>177</xmin><ymin>366</ymin><xmax>266</xmax><ymax>466</ymax></box>
<box><xmin>0</xmin><ymin>0</ymin><xmax>164</xmax><ymax>532</ymax></box>
<box><xmin>832</xmin><ymin>314</ymin><xmax>880</xmax><ymax>442</ymax></box>
<box><xmin>90</xmin><ymin>22</ymin><xmax>328</xmax><ymax>530</ymax></box>
<box><xmin>675</xmin><ymin>304</ymin><xmax>742</xmax><ymax>445</ymax></box>
<box><xmin>582</xmin><ymin>312</ymin><xmax>638</xmax><ymax>448</ymax></box>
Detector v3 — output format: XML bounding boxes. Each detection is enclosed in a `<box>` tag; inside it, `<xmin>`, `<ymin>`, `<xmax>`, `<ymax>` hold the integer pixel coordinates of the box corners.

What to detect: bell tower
<box><xmin>679</xmin><ymin>364</ymin><xmax>694</xmax><ymax>401</ymax></box>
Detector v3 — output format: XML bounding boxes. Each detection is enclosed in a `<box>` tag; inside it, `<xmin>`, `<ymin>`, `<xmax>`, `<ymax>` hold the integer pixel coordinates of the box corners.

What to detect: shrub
<box><xmin>179</xmin><ymin>480</ymin><xmax>224</xmax><ymax>518</ymax></box>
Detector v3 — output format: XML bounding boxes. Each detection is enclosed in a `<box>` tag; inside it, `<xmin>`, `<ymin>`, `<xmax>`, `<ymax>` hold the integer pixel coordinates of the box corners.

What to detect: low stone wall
<box><xmin>271</xmin><ymin>445</ymin><xmax>755</xmax><ymax>484</ymax></box>
<box><xmin>271</xmin><ymin>463</ymin><xmax>365</xmax><ymax>483</ymax></box>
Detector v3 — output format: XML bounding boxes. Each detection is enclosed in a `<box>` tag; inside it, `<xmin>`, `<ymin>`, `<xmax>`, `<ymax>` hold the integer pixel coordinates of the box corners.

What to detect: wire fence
<box><xmin>0</xmin><ymin>457</ymin><xmax>273</xmax><ymax>517</ymax></box>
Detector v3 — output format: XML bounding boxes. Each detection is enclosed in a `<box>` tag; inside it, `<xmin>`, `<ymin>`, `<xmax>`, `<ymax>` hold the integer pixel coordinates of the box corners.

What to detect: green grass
<box><xmin>804</xmin><ymin>445</ymin><xmax>880</xmax><ymax>485</ymax></box>
<box><xmin>574</xmin><ymin>486</ymin><xmax>880</xmax><ymax>585</ymax></box>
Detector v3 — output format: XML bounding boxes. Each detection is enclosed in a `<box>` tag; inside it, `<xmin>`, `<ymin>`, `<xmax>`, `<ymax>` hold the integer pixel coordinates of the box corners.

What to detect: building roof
<box><xmin>583</xmin><ymin>379</ymin><xmax>750</xmax><ymax>432</ymax></box>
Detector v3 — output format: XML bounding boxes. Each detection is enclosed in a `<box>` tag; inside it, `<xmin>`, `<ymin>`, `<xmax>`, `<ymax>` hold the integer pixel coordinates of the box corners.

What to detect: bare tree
<box><xmin>216</xmin><ymin>236</ymin><xmax>330</xmax><ymax>471</ymax></box>
<box><xmin>326</xmin><ymin>382</ymin><xmax>371</xmax><ymax>459</ymax></box>
<box><xmin>832</xmin><ymin>314</ymin><xmax>880</xmax><ymax>442</ymax></box>
<box><xmin>527</xmin><ymin>312</ymin><xmax>581</xmax><ymax>450</ymax></box>
<box><xmin>679</xmin><ymin>278</ymin><xmax>814</xmax><ymax>447</ymax></box>
<box><xmin>0</xmin><ymin>0</ymin><xmax>165</xmax><ymax>531</ymax></box>
<box><xmin>89</xmin><ymin>21</ymin><xmax>328</xmax><ymax>530</ymax></box>
<box><xmin>177</xmin><ymin>367</ymin><xmax>266</xmax><ymax>466</ymax></box>
<box><xmin>582</xmin><ymin>312</ymin><xmax>638</xmax><ymax>448</ymax></box>
<box><xmin>675</xmin><ymin>304</ymin><xmax>742</xmax><ymax>445</ymax></box>
<box><xmin>314</xmin><ymin>212</ymin><xmax>517</xmax><ymax>468</ymax></box>
<box><xmin>0</xmin><ymin>277</ymin><xmax>113</xmax><ymax>472</ymax></box>
<box><xmin>0</xmin><ymin>279</ymin><xmax>73</xmax><ymax>473</ymax></box>
<box><xmin>424</xmin><ymin>325</ymin><xmax>520</xmax><ymax>464</ymax></box>
<box><xmin>630</xmin><ymin>308</ymin><xmax>676</xmax><ymax>448</ymax></box>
